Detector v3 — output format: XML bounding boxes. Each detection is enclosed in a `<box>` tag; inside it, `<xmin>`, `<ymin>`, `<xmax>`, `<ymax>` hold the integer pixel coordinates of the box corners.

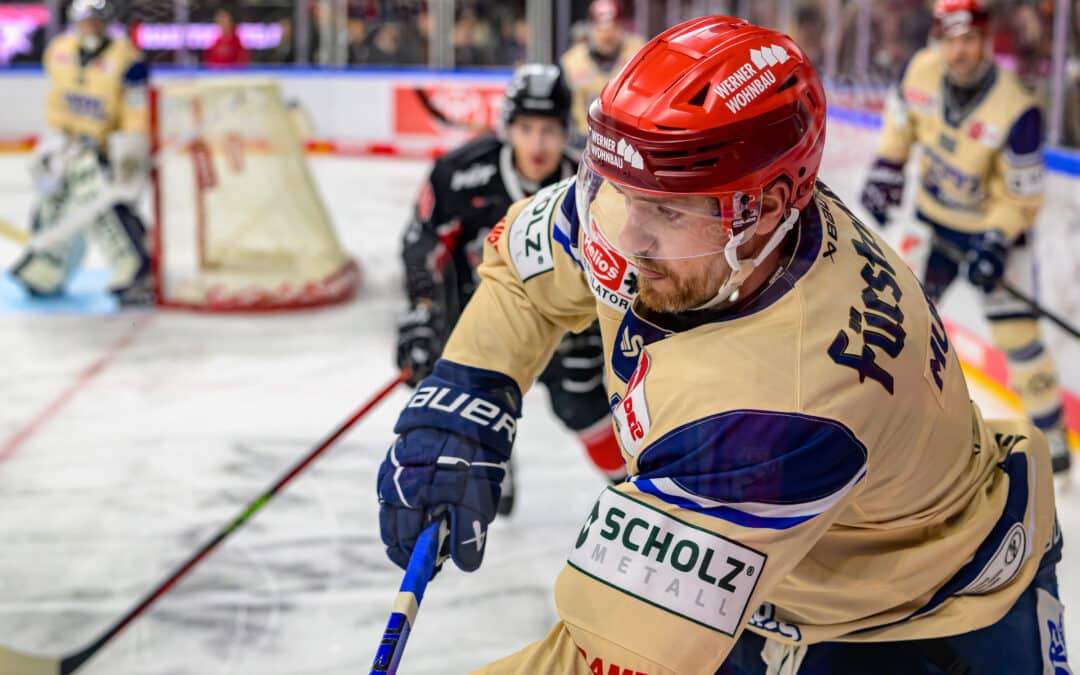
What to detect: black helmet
<box><xmin>502</xmin><ymin>63</ymin><xmax>572</xmax><ymax>131</ymax></box>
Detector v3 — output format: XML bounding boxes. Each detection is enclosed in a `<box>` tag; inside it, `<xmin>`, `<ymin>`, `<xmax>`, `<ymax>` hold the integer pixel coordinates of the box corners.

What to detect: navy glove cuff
<box><xmin>394</xmin><ymin>360</ymin><xmax>522</xmax><ymax>458</ymax></box>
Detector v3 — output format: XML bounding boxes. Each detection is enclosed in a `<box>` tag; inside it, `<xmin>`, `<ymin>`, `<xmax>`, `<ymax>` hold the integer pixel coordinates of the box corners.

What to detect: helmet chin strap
<box><xmin>692</xmin><ymin>207</ymin><xmax>799</xmax><ymax>311</ymax></box>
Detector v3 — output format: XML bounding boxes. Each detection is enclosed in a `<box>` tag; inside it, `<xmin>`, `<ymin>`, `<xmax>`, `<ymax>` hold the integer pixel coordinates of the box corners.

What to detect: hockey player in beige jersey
<box><xmin>377</xmin><ymin>16</ymin><xmax>1069</xmax><ymax>674</ymax></box>
<box><xmin>861</xmin><ymin>0</ymin><xmax>1072</xmax><ymax>476</ymax></box>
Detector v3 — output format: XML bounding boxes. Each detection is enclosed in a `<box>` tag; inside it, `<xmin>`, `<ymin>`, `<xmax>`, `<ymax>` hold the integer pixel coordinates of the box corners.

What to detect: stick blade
<box><xmin>0</xmin><ymin>646</ymin><xmax>60</xmax><ymax>675</ymax></box>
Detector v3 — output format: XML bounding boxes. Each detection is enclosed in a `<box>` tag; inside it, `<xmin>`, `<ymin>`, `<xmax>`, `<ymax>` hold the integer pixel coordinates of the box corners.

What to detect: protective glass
<box><xmin>575</xmin><ymin>154</ymin><xmax>762</xmax><ymax>261</ymax></box>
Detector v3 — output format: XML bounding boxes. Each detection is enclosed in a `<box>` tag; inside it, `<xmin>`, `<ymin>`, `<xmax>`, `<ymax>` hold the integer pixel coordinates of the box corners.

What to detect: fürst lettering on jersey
<box><xmin>569</xmin><ymin>488</ymin><xmax>766</xmax><ymax>636</ymax></box>
<box><xmin>825</xmin><ymin>197</ymin><xmax>907</xmax><ymax>395</ymax></box>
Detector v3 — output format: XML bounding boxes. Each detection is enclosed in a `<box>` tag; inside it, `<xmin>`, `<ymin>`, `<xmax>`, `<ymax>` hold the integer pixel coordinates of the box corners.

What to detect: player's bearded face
<box><xmin>615</xmin><ymin>189</ymin><xmax>732</xmax><ymax>312</ymax></box>
<box><xmin>941</xmin><ymin>31</ymin><xmax>987</xmax><ymax>86</ymax></box>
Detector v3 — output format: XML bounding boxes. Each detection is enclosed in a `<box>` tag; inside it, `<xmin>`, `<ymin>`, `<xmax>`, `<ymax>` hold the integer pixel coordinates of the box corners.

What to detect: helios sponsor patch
<box><xmin>508</xmin><ymin>182</ymin><xmax>564</xmax><ymax>281</ymax></box>
<box><xmin>582</xmin><ymin>226</ymin><xmax>637</xmax><ymax>312</ymax></box>
<box><xmin>569</xmin><ymin>488</ymin><xmax>766</xmax><ymax>636</ymax></box>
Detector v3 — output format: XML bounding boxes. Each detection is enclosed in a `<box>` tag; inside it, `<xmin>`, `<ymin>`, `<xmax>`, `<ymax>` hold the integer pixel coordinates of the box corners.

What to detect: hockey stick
<box><xmin>0</xmin><ymin>370</ymin><xmax>409</xmax><ymax>675</ymax></box>
<box><xmin>370</xmin><ymin>518</ymin><xmax>449</xmax><ymax>675</ymax></box>
<box><xmin>930</xmin><ymin>235</ymin><xmax>1080</xmax><ymax>341</ymax></box>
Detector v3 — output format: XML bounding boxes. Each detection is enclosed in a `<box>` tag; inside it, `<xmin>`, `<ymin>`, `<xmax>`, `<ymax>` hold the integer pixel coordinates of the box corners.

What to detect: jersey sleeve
<box><xmin>474</xmin><ymin>410</ymin><xmax>869</xmax><ymax>674</ymax></box>
<box><xmin>984</xmin><ymin>106</ymin><xmax>1044</xmax><ymax>239</ymax></box>
<box><xmin>401</xmin><ymin>166</ymin><xmax>460</xmax><ymax>305</ymax></box>
<box><xmin>43</xmin><ymin>36</ymin><xmax>69</xmax><ymax>133</ymax></box>
<box><xmin>118</xmin><ymin>53</ymin><xmax>150</xmax><ymax>135</ymax></box>
<box><xmin>876</xmin><ymin>61</ymin><xmax>917</xmax><ymax>163</ymax></box>
<box><xmin>441</xmin><ymin>178</ymin><xmax>597</xmax><ymax>393</ymax></box>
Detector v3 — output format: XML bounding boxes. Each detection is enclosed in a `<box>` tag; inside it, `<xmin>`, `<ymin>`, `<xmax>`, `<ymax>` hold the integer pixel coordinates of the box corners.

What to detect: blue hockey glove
<box><xmin>966</xmin><ymin>230</ymin><xmax>1008</xmax><ymax>293</ymax></box>
<box><xmin>377</xmin><ymin>360</ymin><xmax>521</xmax><ymax>573</ymax></box>
<box><xmin>859</xmin><ymin>158</ymin><xmax>906</xmax><ymax>227</ymax></box>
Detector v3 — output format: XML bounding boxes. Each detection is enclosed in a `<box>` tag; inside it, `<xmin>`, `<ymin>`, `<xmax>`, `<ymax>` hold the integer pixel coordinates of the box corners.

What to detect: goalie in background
<box><xmin>10</xmin><ymin>0</ymin><xmax>153</xmax><ymax>306</ymax></box>
<box><xmin>395</xmin><ymin>64</ymin><xmax>626</xmax><ymax>516</ymax></box>
<box><xmin>860</xmin><ymin>0</ymin><xmax>1071</xmax><ymax>476</ymax></box>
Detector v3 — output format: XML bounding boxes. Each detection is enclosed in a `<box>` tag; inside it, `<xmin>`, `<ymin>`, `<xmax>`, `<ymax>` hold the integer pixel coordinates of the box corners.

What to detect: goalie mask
<box><xmin>576</xmin><ymin>16</ymin><xmax>825</xmax><ymax>304</ymax></box>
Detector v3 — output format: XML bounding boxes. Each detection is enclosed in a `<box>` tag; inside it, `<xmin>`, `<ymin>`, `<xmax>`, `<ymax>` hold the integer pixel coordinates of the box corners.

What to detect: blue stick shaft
<box><xmin>370</xmin><ymin>521</ymin><xmax>443</xmax><ymax>675</ymax></box>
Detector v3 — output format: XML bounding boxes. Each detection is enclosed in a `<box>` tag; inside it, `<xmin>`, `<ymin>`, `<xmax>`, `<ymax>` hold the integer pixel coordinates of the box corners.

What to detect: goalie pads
<box><xmin>107</xmin><ymin>130</ymin><xmax>150</xmax><ymax>199</ymax></box>
<box><xmin>28</xmin><ymin>131</ymin><xmax>78</xmax><ymax>197</ymax></box>
<box><xmin>11</xmin><ymin>146</ymin><xmax>151</xmax><ymax>303</ymax></box>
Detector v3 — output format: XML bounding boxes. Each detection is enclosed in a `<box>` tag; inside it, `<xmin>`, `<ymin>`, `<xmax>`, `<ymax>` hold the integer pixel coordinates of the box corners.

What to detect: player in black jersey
<box><xmin>395</xmin><ymin>64</ymin><xmax>625</xmax><ymax>515</ymax></box>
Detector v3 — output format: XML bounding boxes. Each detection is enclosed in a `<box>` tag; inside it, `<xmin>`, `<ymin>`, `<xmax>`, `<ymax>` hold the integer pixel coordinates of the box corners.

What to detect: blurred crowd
<box><xmin>3</xmin><ymin>0</ymin><xmax>1080</xmax><ymax>146</ymax></box>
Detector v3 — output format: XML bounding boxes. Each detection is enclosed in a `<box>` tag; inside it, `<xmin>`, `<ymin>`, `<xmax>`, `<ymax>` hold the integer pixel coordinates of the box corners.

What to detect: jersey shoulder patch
<box><xmin>507</xmin><ymin>177</ymin><xmax>571</xmax><ymax>281</ymax></box>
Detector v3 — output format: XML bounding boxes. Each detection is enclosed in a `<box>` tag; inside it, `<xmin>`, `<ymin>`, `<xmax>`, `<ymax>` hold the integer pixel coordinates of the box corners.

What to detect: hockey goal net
<box><xmin>151</xmin><ymin>78</ymin><xmax>359</xmax><ymax>311</ymax></box>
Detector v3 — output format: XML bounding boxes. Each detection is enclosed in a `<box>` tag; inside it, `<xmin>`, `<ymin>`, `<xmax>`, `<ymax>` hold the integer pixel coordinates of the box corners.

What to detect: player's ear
<box><xmin>755</xmin><ymin>178</ymin><xmax>792</xmax><ymax>236</ymax></box>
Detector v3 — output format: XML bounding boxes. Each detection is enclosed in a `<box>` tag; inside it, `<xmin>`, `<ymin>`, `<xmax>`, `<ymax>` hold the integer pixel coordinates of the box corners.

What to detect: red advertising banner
<box><xmin>393</xmin><ymin>84</ymin><xmax>506</xmax><ymax>137</ymax></box>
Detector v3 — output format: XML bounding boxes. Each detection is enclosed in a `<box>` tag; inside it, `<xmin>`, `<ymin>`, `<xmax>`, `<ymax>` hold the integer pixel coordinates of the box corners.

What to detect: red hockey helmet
<box><xmin>577</xmin><ymin>16</ymin><xmax>826</xmax><ymax>261</ymax></box>
<box><xmin>933</xmin><ymin>0</ymin><xmax>991</xmax><ymax>37</ymax></box>
<box><xmin>589</xmin><ymin>0</ymin><xmax>623</xmax><ymax>25</ymax></box>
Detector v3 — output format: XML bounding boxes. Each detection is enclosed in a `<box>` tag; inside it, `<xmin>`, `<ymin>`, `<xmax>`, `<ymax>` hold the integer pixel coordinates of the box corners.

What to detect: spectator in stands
<box><xmin>354</xmin><ymin>20</ymin><xmax>423</xmax><ymax>65</ymax></box>
<box><xmin>493</xmin><ymin>11</ymin><xmax>528</xmax><ymax>66</ymax></box>
<box><xmin>204</xmin><ymin>7</ymin><xmax>249</xmax><ymax>67</ymax></box>
<box><xmin>347</xmin><ymin>17</ymin><xmax>368</xmax><ymax>64</ymax></box>
<box><xmin>791</xmin><ymin>3</ymin><xmax>826</xmax><ymax>72</ymax></box>
<box><xmin>454</xmin><ymin>3</ymin><xmax>496</xmax><ymax>66</ymax></box>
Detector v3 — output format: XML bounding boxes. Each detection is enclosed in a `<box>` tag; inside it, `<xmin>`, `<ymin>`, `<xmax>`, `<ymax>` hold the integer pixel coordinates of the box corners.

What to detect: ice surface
<box><xmin>0</xmin><ymin>128</ymin><xmax>1074</xmax><ymax>674</ymax></box>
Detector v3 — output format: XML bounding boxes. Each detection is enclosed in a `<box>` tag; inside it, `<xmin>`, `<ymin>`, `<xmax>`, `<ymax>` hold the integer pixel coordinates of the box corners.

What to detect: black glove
<box><xmin>377</xmin><ymin>360</ymin><xmax>522</xmax><ymax>573</ymax></box>
<box><xmin>967</xmin><ymin>230</ymin><xmax>1008</xmax><ymax>293</ymax></box>
<box><xmin>859</xmin><ymin>158</ymin><xmax>906</xmax><ymax>227</ymax></box>
<box><xmin>553</xmin><ymin>324</ymin><xmax>605</xmax><ymax>391</ymax></box>
<box><xmin>395</xmin><ymin>303</ymin><xmax>442</xmax><ymax>386</ymax></box>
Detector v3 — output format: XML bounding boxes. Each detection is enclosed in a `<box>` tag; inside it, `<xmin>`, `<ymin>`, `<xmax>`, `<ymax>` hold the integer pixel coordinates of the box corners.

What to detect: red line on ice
<box><xmin>0</xmin><ymin>315</ymin><xmax>153</xmax><ymax>462</ymax></box>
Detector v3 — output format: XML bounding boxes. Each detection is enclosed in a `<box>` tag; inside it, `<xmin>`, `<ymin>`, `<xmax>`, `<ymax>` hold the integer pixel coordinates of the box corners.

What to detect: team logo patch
<box><xmin>569</xmin><ymin>487</ymin><xmax>766</xmax><ymax>636</ymax></box>
<box><xmin>967</xmin><ymin>120</ymin><xmax>1003</xmax><ymax>147</ymax></box>
<box><xmin>508</xmin><ymin>182</ymin><xmax>563</xmax><ymax>281</ymax></box>
<box><xmin>611</xmin><ymin>351</ymin><xmax>650</xmax><ymax>457</ymax></box>
<box><xmin>959</xmin><ymin>522</ymin><xmax>1029</xmax><ymax>595</ymax></box>
<box><xmin>903</xmin><ymin>87</ymin><xmax>933</xmax><ymax>110</ymax></box>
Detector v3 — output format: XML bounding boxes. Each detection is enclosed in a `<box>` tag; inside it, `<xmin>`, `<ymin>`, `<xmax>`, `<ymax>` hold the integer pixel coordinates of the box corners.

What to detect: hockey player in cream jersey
<box><xmin>377</xmin><ymin>16</ymin><xmax>1068</xmax><ymax>674</ymax></box>
<box><xmin>860</xmin><ymin>0</ymin><xmax>1071</xmax><ymax>475</ymax></box>
<box><xmin>560</xmin><ymin>0</ymin><xmax>644</xmax><ymax>142</ymax></box>
<box><xmin>10</xmin><ymin>0</ymin><xmax>152</xmax><ymax>305</ymax></box>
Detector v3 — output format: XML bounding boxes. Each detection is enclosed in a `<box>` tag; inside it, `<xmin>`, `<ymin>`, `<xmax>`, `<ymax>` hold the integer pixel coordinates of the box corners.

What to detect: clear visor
<box><xmin>575</xmin><ymin>154</ymin><xmax>763</xmax><ymax>261</ymax></box>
